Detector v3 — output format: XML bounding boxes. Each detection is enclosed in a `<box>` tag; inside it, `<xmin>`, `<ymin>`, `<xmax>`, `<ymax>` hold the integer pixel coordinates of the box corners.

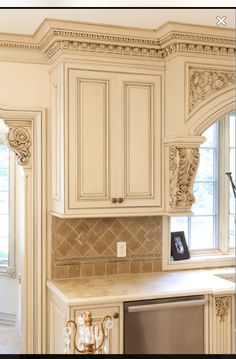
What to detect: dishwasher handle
<box><xmin>127</xmin><ymin>298</ymin><xmax>208</xmax><ymax>313</ymax></box>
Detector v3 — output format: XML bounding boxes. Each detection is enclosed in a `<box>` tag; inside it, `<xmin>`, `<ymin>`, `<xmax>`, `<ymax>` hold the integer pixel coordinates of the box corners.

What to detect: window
<box><xmin>170</xmin><ymin>111</ymin><xmax>235</xmax><ymax>260</ymax></box>
<box><xmin>0</xmin><ymin>128</ymin><xmax>15</xmax><ymax>276</ymax></box>
<box><xmin>229</xmin><ymin>113</ymin><xmax>235</xmax><ymax>248</ymax></box>
<box><xmin>0</xmin><ymin>133</ymin><xmax>10</xmax><ymax>269</ymax></box>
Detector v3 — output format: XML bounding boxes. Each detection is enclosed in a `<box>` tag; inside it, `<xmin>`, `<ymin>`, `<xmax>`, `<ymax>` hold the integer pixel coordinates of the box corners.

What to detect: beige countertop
<box><xmin>47</xmin><ymin>269</ymin><xmax>235</xmax><ymax>306</ymax></box>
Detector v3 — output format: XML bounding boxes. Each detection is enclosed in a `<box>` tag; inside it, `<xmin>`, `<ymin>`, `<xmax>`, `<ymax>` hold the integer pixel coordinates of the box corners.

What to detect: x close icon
<box><xmin>216</xmin><ymin>16</ymin><xmax>227</xmax><ymax>26</ymax></box>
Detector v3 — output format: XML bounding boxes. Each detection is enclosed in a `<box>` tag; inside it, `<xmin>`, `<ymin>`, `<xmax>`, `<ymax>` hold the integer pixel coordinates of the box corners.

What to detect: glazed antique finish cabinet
<box><xmin>47</xmin><ymin>289</ymin><xmax>123</xmax><ymax>354</ymax></box>
<box><xmin>47</xmin><ymin>20</ymin><xmax>235</xmax><ymax>218</ymax></box>
<box><xmin>47</xmin><ymin>272</ymin><xmax>235</xmax><ymax>354</ymax></box>
<box><xmin>50</xmin><ymin>63</ymin><xmax>163</xmax><ymax>217</ymax></box>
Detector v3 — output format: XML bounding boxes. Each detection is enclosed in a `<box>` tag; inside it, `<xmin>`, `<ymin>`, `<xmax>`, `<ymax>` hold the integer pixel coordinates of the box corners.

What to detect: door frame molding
<box><xmin>0</xmin><ymin>105</ymin><xmax>47</xmax><ymax>353</ymax></box>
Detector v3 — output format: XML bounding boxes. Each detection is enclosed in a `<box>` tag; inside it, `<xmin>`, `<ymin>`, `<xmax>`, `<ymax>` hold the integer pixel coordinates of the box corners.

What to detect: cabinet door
<box><xmin>68</xmin><ymin>70</ymin><xmax>117</xmax><ymax>210</ymax></box>
<box><xmin>71</xmin><ymin>304</ymin><xmax>121</xmax><ymax>354</ymax></box>
<box><xmin>117</xmin><ymin>74</ymin><xmax>162</xmax><ymax>207</ymax></box>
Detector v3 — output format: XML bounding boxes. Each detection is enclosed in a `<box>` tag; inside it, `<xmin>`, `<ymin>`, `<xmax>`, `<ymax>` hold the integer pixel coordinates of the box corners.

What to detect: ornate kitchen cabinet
<box><xmin>50</xmin><ymin>63</ymin><xmax>163</xmax><ymax>217</ymax></box>
<box><xmin>47</xmin><ymin>288</ymin><xmax>123</xmax><ymax>354</ymax></box>
<box><xmin>47</xmin><ymin>282</ymin><xmax>234</xmax><ymax>354</ymax></box>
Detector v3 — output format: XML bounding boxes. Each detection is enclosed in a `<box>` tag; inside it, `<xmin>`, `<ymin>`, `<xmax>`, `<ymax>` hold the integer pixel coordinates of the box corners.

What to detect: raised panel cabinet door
<box><xmin>68</xmin><ymin>70</ymin><xmax>117</xmax><ymax>209</ymax></box>
<box><xmin>71</xmin><ymin>305</ymin><xmax>121</xmax><ymax>354</ymax></box>
<box><xmin>117</xmin><ymin>74</ymin><xmax>162</xmax><ymax>207</ymax></box>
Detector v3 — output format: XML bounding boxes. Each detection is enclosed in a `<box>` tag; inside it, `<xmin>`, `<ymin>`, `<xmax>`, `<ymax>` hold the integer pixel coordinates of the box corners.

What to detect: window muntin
<box><xmin>229</xmin><ymin>113</ymin><xmax>236</xmax><ymax>248</ymax></box>
<box><xmin>0</xmin><ymin>140</ymin><xmax>10</xmax><ymax>266</ymax></box>
<box><xmin>171</xmin><ymin>111</ymin><xmax>235</xmax><ymax>255</ymax></box>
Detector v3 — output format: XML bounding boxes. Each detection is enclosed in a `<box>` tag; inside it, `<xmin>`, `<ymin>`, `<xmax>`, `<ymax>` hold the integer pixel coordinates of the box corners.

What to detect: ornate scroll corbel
<box><xmin>215</xmin><ymin>296</ymin><xmax>230</xmax><ymax>321</ymax></box>
<box><xmin>169</xmin><ymin>146</ymin><xmax>200</xmax><ymax>209</ymax></box>
<box><xmin>7</xmin><ymin>127</ymin><xmax>32</xmax><ymax>168</ymax></box>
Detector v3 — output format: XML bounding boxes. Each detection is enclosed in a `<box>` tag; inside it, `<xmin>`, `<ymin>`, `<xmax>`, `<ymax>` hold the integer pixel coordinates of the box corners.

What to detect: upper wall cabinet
<box><xmin>50</xmin><ymin>63</ymin><xmax>163</xmax><ymax>217</ymax></box>
<box><xmin>46</xmin><ymin>21</ymin><xmax>235</xmax><ymax>217</ymax></box>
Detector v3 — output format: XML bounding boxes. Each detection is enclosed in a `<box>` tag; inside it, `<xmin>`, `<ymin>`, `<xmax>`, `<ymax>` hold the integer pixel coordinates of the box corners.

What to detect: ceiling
<box><xmin>0</xmin><ymin>8</ymin><xmax>235</xmax><ymax>35</ymax></box>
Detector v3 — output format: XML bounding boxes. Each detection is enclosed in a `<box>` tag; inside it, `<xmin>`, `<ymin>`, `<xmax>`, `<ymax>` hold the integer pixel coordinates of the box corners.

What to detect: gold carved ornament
<box><xmin>215</xmin><ymin>296</ymin><xmax>230</xmax><ymax>321</ymax></box>
<box><xmin>189</xmin><ymin>69</ymin><xmax>236</xmax><ymax>112</ymax></box>
<box><xmin>64</xmin><ymin>311</ymin><xmax>113</xmax><ymax>354</ymax></box>
<box><xmin>169</xmin><ymin>146</ymin><xmax>200</xmax><ymax>209</ymax></box>
<box><xmin>7</xmin><ymin>127</ymin><xmax>31</xmax><ymax>166</ymax></box>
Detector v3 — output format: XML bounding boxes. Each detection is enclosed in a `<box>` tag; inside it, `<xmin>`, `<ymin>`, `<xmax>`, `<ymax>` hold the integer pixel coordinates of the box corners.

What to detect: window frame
<box><xmin>0</xmin><ymin>133</ymin><xmax>16</xmax><ymax>277</ymax></box>
<box><xmin>163</xmin><ymin>113</ymin><xmax>235</xmax><ymax>271</ymax></box>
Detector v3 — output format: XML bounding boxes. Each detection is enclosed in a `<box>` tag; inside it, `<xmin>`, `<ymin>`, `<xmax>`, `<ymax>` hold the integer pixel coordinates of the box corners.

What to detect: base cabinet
<box><xmin>47</xmin><ymin>290</ymin><xmax>123</xmax><ymax>354</ymax></box>
<box><xmin>70</xmin><ymin>304</ymin><xmax>122</xmax><ymax>354</ymax></box>
<box><xmin>47</xmin><ymin>290</ymin><xmax>234</xmax><ymax>354</ymax></box>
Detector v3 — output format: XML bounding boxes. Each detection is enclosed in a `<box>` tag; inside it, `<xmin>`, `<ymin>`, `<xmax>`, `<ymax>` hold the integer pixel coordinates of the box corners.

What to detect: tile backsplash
<box><xmin>52</xmin><ymin>216</ymin><xmax>162</xmax><ymax>279</ymax></box>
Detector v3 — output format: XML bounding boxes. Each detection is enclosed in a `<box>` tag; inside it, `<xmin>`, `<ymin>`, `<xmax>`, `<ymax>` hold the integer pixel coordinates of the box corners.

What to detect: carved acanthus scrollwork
<box><xmin>7</xmin><ymin>127</ymin><xmax>31</xmax><ymax>167</ymax></box>
<box><xmin>189</xmin><ymin>68</ymin><xmax>236</xmax><ymax>112</ymax></box>
<box><xmin>169</xmin><ymin>146</ymin><xmax>200</xmax><ymax>209</ymax></box>
<box><xmin>215</xmin><ymin>296</ymin><xmax>230</xmax><ymax>321</ymax></box>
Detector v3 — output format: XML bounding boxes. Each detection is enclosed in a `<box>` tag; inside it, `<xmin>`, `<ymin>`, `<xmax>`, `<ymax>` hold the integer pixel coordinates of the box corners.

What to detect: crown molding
<box><xmin>0</xmin><ymin>19</ymin><xmax>235</xmax><ymax>64</ymax></box>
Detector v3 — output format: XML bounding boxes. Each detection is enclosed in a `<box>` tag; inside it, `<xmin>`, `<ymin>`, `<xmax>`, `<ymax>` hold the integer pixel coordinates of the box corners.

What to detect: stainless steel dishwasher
<box><xmin>124</xmin><ymin>295</ymin><xmax>207</xmax><ymax>354</ymax></box>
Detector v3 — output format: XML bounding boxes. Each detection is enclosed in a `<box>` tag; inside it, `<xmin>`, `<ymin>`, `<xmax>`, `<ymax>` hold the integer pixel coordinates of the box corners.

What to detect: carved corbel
<box><xmin>215</xmin><ymin>296</ymin><xmax>230</xmax><ymax>321</ymax></box>
<box><xmin>6</xmin><ymin>126</ymin><xmax>32</xmax><ymax>169</ymax></box>
<box><xmin>169</xmin><ymin>146</ymin><xmax>200</xmax><ymax>210</ymax></box>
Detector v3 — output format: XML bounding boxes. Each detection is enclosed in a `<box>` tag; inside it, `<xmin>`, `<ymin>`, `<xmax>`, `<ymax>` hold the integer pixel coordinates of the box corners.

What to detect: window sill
<box><xmin>162</xmin><ymin>253</ymin><xmax>235</xmax><ymax>271</ymax></box>
<box><xmin>207</xmin><ymin>267</ymin><xmax>235</xmax><ymax>282</ymax></box>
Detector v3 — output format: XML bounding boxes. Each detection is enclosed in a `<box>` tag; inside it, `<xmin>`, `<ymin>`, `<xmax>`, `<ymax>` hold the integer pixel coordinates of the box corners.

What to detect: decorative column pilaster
<box><xmin>208</xmin><ymin>294</ymin><xmax>233</xmax><ymax>354</ymax></box>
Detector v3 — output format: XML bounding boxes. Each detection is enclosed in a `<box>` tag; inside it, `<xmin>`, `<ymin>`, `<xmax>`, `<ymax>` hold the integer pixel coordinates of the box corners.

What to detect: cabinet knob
<box><xmin>111</xmin><ymin>197</ymin><xmax>117</xmax><ymax>203</ymax></box>
<box><xmin>117</xmin><ymin>197</ymin><xmax>123</xmax><ymax>203</ymax></box>
<box><xmin>113</xmin><ymin>312</ymin><xmax>119</xmax><ymax>319</ymax></box>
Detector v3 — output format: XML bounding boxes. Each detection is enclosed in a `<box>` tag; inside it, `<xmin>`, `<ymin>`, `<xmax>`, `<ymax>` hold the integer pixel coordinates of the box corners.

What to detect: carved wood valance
<box><xmin>189</xmin><ymin>68</ymin><xmax>236</xmax><ymax>113</ymax></box>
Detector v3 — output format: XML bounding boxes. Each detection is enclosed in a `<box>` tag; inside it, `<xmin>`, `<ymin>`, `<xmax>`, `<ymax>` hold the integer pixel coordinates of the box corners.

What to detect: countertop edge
<box><xmin>46</xmin><ymin>270</ymin><xmax>235</xmax><ymax>307</ymax></box>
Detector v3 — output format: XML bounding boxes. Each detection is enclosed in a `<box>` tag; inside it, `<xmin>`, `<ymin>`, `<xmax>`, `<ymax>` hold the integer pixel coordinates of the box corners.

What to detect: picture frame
<box><xmin>171</xmin><ymin>231</ymin><xmax>190</xmax><ymax>261</ymax></box>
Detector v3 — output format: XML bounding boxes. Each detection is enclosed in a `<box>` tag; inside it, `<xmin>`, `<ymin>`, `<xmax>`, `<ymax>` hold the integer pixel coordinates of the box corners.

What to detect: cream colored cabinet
<box><xmin>48</xmin><ymin>296</ymin><xmax>69</xmax><ymax>354</ymax></box>
<box><xmin>68</xmin><ymin>70</ymin><xmax>117</xmax><ymax>210</ymax></box>
<box><xmin>50</xmin><ymin>64</ymin><xmax>162</xmax><ymax>217</ymax></box>
<box><xmin>116</xmin><ymin>74</ymin><xmax>161</xmax><ymax>208</ymax></box>
<box><xmin>47</xmin><ymin>290</ymin><xmax>122</xmax><ymax>354</ymax></box>
<box><xmin>70</xmin><ymin>303</ymin><xmax>122</xmax><ymax>354</ymax></box>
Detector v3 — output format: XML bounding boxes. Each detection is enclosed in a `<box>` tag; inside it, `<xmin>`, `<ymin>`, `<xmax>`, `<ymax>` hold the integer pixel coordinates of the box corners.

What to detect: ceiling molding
<box><xmin>0</xmin><ymin>19</ymin><xmax>235</xmax><ymax>63</ymax></box>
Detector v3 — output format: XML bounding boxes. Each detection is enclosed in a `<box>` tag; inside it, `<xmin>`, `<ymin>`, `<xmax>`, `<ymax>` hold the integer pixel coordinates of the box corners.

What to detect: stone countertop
<box><xmin>47</xmin><ymin>269</ymin><xmax>235</xmax><ymax>306</ymax></box>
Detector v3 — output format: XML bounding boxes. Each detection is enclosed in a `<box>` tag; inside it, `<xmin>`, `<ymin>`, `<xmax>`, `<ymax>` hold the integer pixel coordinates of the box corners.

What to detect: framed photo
<box><xmin>171</xmin><ymin>231</ymin><xmax>190</xmax><ymax>261</ymax></box>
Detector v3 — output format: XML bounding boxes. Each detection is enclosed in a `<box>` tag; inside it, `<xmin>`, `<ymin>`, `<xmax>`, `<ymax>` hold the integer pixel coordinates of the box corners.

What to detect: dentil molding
<box><xmin>0</xmin><ymin>20</ymin><xmax>235</xmax><ymax>62</ymax></box>
<box><xmin>189</xmin><ymin>68</ymin><xmax>236</xmax><ymax>113</ymax></box>
<box><xmin>169</xmin><ymin>146</ymin><xmax>200</xmax><ymax>209</ymax></box>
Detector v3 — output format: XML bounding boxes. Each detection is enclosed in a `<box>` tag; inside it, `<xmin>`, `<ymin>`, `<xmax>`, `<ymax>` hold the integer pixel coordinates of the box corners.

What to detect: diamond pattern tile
<box><xmin>52</xmin><ymin>216</ymin><xmax>162</xmax><ymax>278</ymax></box>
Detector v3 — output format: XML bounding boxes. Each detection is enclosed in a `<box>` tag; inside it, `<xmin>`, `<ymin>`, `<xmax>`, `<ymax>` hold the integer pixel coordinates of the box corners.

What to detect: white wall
<box><xmin>0</xmin><ymin>276</ymin><xmax>18</xmax><ymax>322</ymax></box>
<box><xmin>0</xmin><ymin>62</ymin><xmax>49</xmax><ymax>108</ymax></box>
<box><xmin>0</xmin><ymin>60</ymin><xmax>49</xmax><ymax>325</ymax></box>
